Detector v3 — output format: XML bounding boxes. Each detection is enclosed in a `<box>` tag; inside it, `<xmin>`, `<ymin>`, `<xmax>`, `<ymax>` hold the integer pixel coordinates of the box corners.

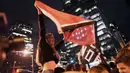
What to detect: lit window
<box><xmin>93</xmin><ymin>6</ymin><xmax>97</xmax><ymax>9</ymax></box>
<box><xmin>75</xmin><ymin>7</ymin><xmax>82</xmax><ymax>12</ymax></box>
<box><xmin>22</xmin><ymin>28</ymin><xmax>32</xmax><ymax>34</ymax></box>
<box><xmin>101</xmin><ymin>41</ymin><xmax>107</xmax><ymax>46</ymax></box>
<box><xmin>90</xmin><ymin>13</ymin><xmax>100</xmax><ymax>19</ymax></box>
<box><xmin>99</xmin><ymin>34</ymin><xmax>110</xmax><ymax>41</ymax></box>
<box><xmin>97</xmin><ymin>21</ymin><xmax>104</xmax><ymax>26</ymax></box>
<box><xmin>25</xmin><ymin>43</ymin><xmax>33</xmax><ymax>49</ymax></box>
<box><xmin>97</xmin><ymin>24</ymin><xmax>106</xmax><ymax>31</ymax></box>
<box><xmin>97</xmin><ymin>30</ymin><xmax>104</xmax><ymax>36</ymax></box>
<box><xmin>93</xmin><ymin>16</ymin><xmax>102</xmax><ymax>21</ymax></box>
<box><xmin>107</xmin><ymin>45</ymin><xmax>111</xmax><ymax>49</ymax></box>
<box><xmin>24</xmin><ymin>40</ymin><xmax>31</xmax><ymax>43</ymax></box>
<box><xmin>83</xmin><ymin>10</ymin><xmax>88</xmax><ymax>14</ymax></box>
<box><xmin>65</xmin><ymin>0</ymin><xmax>71</xmax><ymax>4</ymax></box>
<box><xmin>12</xmin><ymin>32</ymin><xmax>27</xmax><ymax>37</ymax></box>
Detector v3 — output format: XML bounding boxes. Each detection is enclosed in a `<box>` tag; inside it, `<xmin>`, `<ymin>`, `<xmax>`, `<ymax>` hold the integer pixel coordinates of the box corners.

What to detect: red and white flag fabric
<box><xmin>34</xmin><ymin>0</ymin><xmax>95</xmax><ymax>45</ymax></box>
<box><xmin>64</xmin><ymin>24</ymin><xmax>95</xmax><ymax>45</ymax></box>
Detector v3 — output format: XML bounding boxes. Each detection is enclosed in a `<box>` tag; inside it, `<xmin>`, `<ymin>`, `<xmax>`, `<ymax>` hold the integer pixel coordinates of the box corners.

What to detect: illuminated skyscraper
<box><xmin>9</xmin><ymin>21</ymin><xmax>33</xmax><ymax>51</ymax></box>
<box><xmin>0</xmin><ymin>21</ymin><xmax>34</xmax><ymax>73</ymax></box>
<box><xmin>59</xmin><ymin>0</ymin><xmax>121</xmax><ymax>66</ymax></box>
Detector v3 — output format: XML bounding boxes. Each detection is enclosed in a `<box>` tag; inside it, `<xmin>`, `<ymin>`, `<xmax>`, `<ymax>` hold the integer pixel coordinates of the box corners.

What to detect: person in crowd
<box><xmin>88</xmin><ymin>64</ymin><xmax>109</xmax><ymax>73</ymax></box>
<box><xmin>35</xmin><ymin>5</ymin><xmax>60</xmax><ymax>73</ymax></box>
<box><xmin>37</xmin><ymin>66</ymin><xmax>43</xmax><ymax>73</ymax></box>
<box><xmin>115</xmin><ymin>47</ymin><xmax>130</xmax><ymax>73</ymax></box>
<box><xmin>109</xmin><ymin>61</ymin><xmax>116</xmax><ymax>70</ymax></box>
<box><xmin>124</xmin><ymin>41</ymin><xmax>130</xmax><ymax>50</ymax></box>
<box><xmin>65</xmin><ymin>64</ymin><xmax>74</xmax><ymax>71</ymax></box>
<box><xmin>111</xmin><ymin>68</ymin><xmax>119</xmax><ymax>73</ymax></box>
<box><xmin>77</xmin><ymin>54</ymin><xmax>87</xmax><ymax>72</ymax></box>
<box><xmin>99</xmin><ymin>63</ymin><xmax>111</xmax><ymax>73</ymax></box>
<box><xmin>63</xmin><ymin>71</ymin><xmax>85</xmax><ymax>73</ymax></box>
<box><xmin>38</xmin><ymin>69</ymin><xmax>43</xmax><ymax>73</ymax></box>
<box><xmin>73</xmin><ymin>63</ymin><xmax>81</xmax><ymax>71</ymax></box>
<box><xmin>73</xmin><ymin>63</ymin><xmax>87</xmax><ymax>72</ymax></box>
<box><xmin>109</xmin><ymin>62</ymin><xmax>119</xmax><ymax>73</ymax></box>
<box><xmin>54</xmin><ymin>67</ymin><xmax>65</xmax><ymax>73</ymax></box>
<box><xmin>80</xmin><ymin>64</ymin><xmax>87</xmax><ymax>72</ymax></box>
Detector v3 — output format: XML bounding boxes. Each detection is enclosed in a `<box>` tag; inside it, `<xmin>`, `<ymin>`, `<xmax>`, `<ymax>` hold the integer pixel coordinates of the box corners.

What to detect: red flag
<box><xmin>34</xmin><ymin>1</ymin><xmax>95</xmax><ymax>45</ymax></box>
<box><xmin>64</xmin><ymin>24</ymin><xmax>95</xmax><ymax>45</ymax></box>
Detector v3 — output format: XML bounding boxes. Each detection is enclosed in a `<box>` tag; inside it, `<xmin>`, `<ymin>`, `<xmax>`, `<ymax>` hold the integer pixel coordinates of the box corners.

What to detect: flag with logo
<box><xmin>34</xmin><ymin>0</ymin><xmax>95</xmax><ymax>45</ymax></box>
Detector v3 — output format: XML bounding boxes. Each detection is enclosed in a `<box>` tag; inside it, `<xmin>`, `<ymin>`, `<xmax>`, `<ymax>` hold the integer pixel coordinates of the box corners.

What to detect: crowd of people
<box><xmin>36</xmin><ymin>42</ymin><xmax>130</xmax><ymax>73</ymax></box>
<box><xmin>0</xmin><ymin>41</ymin><xmax>130</xmax><ymax>73</ymax></box>
<box><xmin>0</xmin><ymin>0</ymin><xmax>130</xmax><ymax>73</ymax></box>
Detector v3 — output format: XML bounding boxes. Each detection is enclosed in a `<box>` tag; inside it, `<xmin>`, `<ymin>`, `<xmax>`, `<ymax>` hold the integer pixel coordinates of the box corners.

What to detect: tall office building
<box><xmin>9</xmin><ymin>21</ymin><xmax>33</xmax><ymax>51</ymax></box>
<box><xmin>59</xmin><ymin>0</ymin><xmax>121</xmax><ymax>66</ymax></box>
<box><xmin>0</xmin><ymin>21</ymin><xmax>34</xmax><ymax>73</ymax></box>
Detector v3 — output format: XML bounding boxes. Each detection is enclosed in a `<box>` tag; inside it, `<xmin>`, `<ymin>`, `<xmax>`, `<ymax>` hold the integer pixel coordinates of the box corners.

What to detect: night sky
<box><xmin>97</xmin><ymin>0</ymin><xmax>130</xmax><ymax>43</ymax></box>
<box><xmin>0</xmin><ymin>0</ymin><xmax>63</xmax><ymax>21</ymax></box>
<box><xmin>0</xmin><ymin>0</ymin><xmax>130</xmax><ymax>44</ymax></box>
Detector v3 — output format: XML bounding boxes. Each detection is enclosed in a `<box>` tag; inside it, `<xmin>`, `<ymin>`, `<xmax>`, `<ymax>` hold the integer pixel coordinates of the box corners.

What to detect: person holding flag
<box><xmin>35</xmin><ymin>3</ymin><xmax>60</xmax><ymax>73</ymax></box>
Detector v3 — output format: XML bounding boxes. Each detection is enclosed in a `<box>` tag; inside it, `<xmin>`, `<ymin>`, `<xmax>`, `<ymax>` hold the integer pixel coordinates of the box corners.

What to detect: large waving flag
<box><xmin>34</xmin><ymin>0</ymin><xmax>95</xmax><ymax>45</ymax></box>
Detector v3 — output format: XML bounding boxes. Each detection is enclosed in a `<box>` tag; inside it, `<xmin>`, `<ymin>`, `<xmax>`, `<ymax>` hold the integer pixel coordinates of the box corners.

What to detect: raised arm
<box><xmin>38</xmin><ymin>14</ymin><xmax>46</xmax><ymax>39</ymax></box>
